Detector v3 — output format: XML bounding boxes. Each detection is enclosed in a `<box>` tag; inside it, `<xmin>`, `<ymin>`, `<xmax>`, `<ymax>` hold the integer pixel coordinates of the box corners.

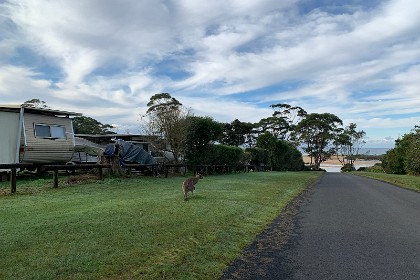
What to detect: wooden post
<box><xmin>10</xmin><ymin>168</ymin><xmax>17</xmax><ymax>193</ymax></box>
<box><xmin>53</xmin><ymin>170</ymin><xmax>59</xmax><ymax>188</ymax></box>
<box><xmin>165</xmin><ymin>165</ymin><xmax>169</xmax><ymax>178</ymax></box>
<box><xmin>98</xmin><ymin>166</ymin><xmax>103</xmax><ymax>180</ymax></box>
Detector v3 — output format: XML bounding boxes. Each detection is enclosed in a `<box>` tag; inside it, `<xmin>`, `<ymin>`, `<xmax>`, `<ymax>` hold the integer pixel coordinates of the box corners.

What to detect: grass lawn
<box><xmin>355</xmin><ymin>172</ymin><xmax>420</xmax><ymax>192</ymax></box>
<box><xmin>0</xmin><ymin>171</ymin><xmax>321</xmax><ymax>280</ymax></box>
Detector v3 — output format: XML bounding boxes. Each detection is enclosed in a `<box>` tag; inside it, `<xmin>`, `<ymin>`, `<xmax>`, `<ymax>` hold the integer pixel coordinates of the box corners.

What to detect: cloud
<box><xmin>0</xmin><ymin>65</ymin><xmax>53</xmax><ymax>102</ymax></box>
<box><xmin>0</xmin><ymin>0</ymin><xmax>418</xmax><ymax>147</ymax></box>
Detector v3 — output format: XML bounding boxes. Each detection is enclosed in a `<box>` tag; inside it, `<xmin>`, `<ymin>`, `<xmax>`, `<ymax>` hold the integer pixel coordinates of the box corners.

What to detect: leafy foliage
<box><xmin>382</xmin><ymin>126</ymin><xmax>420</xmax><ymax>175</ymax></box>
<box><xmin>72</xmin><ymin>116</ymin><xmax>115</xmax><ymax>135</ymax></box>
<box><xmin>244</xmin><ymin>147</ymin><xmax>269</xmax><ymax>167</ymax></box>
<box><xmin>270</xmin><ymin>103</ymin><xmax>307</xmax><ymax>140</ymax></box>
<box><xmin>146</xmin><ymin>92</ymin><xmax>182</xmax><ymax>114</ymax></box>
<box><xmin>22</xmin><ymin>99</ymin><xmax>50</xmax><ymax>109</ymax></box>
<box><xmin>294</xmin><ymin>113</ymin><xmax>343</xmax><ymax>170</ymax></box>
<box><xmin>143</xmin><ymin>93</ymin><xmax>191</xmax><ymax>163</ymax></box>
<box><xmin>207</xmin><ymin>145</ymin><xmax>244</xmax><ymax>166</ymax></box>
<box><xmin>255</xmin><ymin>116</ymin><xmax>288</xmax><ymax>140</ymax></box>
<box><xmin>185</xmin><ymin>116</ymin><xmax>224</xmax><ymax>164</ymax></box>
<box><xmin>221</xmin><ymin>119</ymin><xmax>255</xmax><ymax>147</ymax></box>
<box><xmin>256</xmin><ymin>132</ymin><xmax>304</xmax><ymax>171</ymax></box>
<box><xmin>334</xmin><ymin>123</ymin><xmax>366</xmax><ymax>167</ymax></box>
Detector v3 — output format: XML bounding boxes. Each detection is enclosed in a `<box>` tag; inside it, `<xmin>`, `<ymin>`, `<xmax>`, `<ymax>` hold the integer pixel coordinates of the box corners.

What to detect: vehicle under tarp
<box><xmin>104</xmin><ymin>139</ymin><xmax>157</xmax><ymax>165</ymax></box>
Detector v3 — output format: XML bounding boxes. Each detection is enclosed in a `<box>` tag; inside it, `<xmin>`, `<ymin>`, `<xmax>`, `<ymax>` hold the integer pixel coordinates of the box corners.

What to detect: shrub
<box><xmin>256</xmin><ymin>133</ymin><xmax>304</xmax><ymax>171</ymax></box>
<box><xmin>341</xmin><ymin>164</ymin><xmax>355</xmax><ymax>172</ymax></box>
<box><xmin>244</xmin><ymin>147</ymin><xmax>269</xmax><ymax>166</ymax></box>
<box><xmin>207</xmin><ymin>145</ymin><xmax>243</xmax><ymax>166</ymax></box>
<box><xmin>357</xmin><ymin>163</ymin><xmax>385</xmax><ymax>173</ymax></box>
<box><xmin>382</xmin><ymin>127</ymin><xmax>419</xmax><ymax>175</ymax></box>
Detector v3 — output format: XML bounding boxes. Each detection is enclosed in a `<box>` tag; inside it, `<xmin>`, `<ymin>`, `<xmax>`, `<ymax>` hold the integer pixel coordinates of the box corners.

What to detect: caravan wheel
<box><xmin>65</xmin><ymin>162</ymin><xmax>76</xmax><ymax>175</ymax></box>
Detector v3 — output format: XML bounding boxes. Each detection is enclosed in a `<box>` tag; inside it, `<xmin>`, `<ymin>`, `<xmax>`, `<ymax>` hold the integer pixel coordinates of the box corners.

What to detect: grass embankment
<box><xmin>0</xmin><ymin>172</ymin><xmax>321</xmax><ymax>280</ymax></box>
<box><xmin>356</xmin><ymin>172</ymin><xmax>420</xmax><ymax>192</ymax></box>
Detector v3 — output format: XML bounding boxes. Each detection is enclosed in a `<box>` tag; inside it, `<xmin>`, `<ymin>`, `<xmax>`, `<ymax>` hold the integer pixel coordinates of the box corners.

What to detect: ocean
<box><xmin>357</xmin><ymin>147</ymin><xmax>391</xmax><ymax>155</ymax></box>
<box><xmin>300</xmin><ymin>147</ymin><xmax>391</xmax><ymax>156</ymax></box>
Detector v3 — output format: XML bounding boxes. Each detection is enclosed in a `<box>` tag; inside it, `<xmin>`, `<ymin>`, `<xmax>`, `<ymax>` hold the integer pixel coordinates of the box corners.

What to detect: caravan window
<box><xmin>34</xmin><ymin>124</ymin><xmax>66</xmax><ymax>139</ymax></box>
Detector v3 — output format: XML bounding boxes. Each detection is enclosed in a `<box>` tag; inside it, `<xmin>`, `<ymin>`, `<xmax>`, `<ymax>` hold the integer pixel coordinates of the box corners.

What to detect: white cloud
<box><xmin>0</xmin><ymin>0</ymin><xmax>418</xmax><ymax>144</ymax></box>
<box><xmin>0</xmin><ymin>65</ymin><xmax>53</xmax><ymax>102</ymax></box>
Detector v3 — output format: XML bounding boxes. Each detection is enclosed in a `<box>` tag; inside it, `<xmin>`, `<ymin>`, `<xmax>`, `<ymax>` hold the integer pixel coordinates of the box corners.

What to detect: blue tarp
<box><xmin>104</xmin><ymin>139</ymin><xmax>157</xmax><ymax>165</ymax></box>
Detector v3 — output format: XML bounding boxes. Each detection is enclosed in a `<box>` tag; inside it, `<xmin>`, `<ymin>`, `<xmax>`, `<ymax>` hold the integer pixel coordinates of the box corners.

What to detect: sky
<box><xmin>0</xmin><ymin>0</ymin><xmax>419</xmax><ymax>148</ymax></box>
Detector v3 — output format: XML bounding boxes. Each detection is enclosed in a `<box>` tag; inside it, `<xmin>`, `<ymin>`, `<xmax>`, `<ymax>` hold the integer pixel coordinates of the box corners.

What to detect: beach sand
<box><xmin>302</xmin><ymin>155</ymin><xmax>381</xmax><ymax>172</ymax></box>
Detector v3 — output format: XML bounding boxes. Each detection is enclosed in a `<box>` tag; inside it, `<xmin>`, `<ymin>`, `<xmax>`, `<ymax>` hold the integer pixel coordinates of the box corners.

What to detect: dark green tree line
<box><xmin>382</xmin><ymin>126</ymin><xmax>420</xmax><ymax>175</ymax></box>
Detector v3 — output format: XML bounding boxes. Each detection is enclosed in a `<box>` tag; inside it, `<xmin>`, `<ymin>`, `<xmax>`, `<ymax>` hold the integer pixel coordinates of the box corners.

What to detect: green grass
<box><xmin>0</xmin><ymin>172</ymin><xmax>321</xmax><ymax>280</ymax></box>
<box><xmin>356</xmin><ymin>172</ymin><xmax>420</xmax><ymax>192</ymax></box>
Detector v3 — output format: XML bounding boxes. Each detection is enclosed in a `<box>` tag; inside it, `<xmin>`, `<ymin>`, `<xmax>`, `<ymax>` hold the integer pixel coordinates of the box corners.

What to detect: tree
<box><xmin>256</xmin><ymin>132</ymin><xmax>277</xmax><ymax>170</ymax></box>
<box><xmin>22</xmin><ymin>99</ymin><xmax>50</xmax><ymax>109</ymax></box>
<box><xmin>404</xmin><ymin>126</ymin><xmax>420</xmax><ymax>175</ymax></box>
<box><xmin>334</xmin><ymin>123</ymin><xmax>366</xmax><ymax>170</ymax></box>
<box><xmin>294</xmin><ymin>113</ymin><xmax>343</xmax><ymax>171</ymax></box>
<box><xmin>221</xmin><ymin>119</ymin><xmax>255</xmax><ymax>147</ymax></box>
<box><xmin>270</xmin><ymin>103</ymin><xmax>307</xmax><ymax>140</ymax></box>
<box><xmin>244</xmin><ymin>147</ymin><xmax>269</xmax><ymax>168</ymax></box>
<box><xmin>255</xmin><ymin>116</ymin><xmax>288</xmax><ymax>140</ymax></box>
<box><xmin>256</xmin><ymin>132</ymin><xmax>303</xmax><ymax>171</ymax></box>
<box><xmin>185</xmin><ymin>116</ymin><xmax>223</xmax><ymax>164</ymax></box>
<box><xmin>142</xmin><ymin>93</ymin><xmax>191</xmax><ymax>163</ymax></box>
<box><xmin>382</xmin><ymin>125</ymin><xmax>420</xmax><ymax>175</ymax></box>
<box><xmin>255</xmin><ymin>104</ymin><xmax>307</xmax><ymax>142</ymax></box>
<box><xmin>72</xmin><ymin>116</ymin><xmax>115</xmax><ymax>135</ymax></box>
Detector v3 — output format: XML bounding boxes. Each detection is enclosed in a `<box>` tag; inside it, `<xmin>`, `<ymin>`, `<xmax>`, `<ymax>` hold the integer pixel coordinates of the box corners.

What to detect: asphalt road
<box><xmin>222</xmin><ymin>173</ymin><xmax>420</xmax><ymax>280</ymax></box>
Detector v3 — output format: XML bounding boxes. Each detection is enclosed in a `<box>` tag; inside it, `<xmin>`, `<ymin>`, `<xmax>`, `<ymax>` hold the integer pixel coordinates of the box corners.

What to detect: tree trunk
<box><xmin>99</xmin><ymin>155</ymin><xmax>124</xmax><ymax>177</ymax></box>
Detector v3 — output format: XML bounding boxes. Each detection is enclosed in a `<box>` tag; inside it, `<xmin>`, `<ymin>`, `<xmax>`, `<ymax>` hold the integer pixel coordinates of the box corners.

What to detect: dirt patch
<box><xmin>64</xmin><ymin>173</ymin><xmax>99</xmax><ymax>185</ymax></box>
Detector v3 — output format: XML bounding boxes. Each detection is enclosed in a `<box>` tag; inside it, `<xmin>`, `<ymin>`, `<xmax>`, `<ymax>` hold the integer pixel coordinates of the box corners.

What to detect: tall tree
<box><xmin>256</xmin><ymin>132</ymin><xmax>277</xmax><ymax>170</ymax></box>
<box><xmin>185</xmin><ymin>116</ymin><xmax>223</xmax><ymax>164</ymax></box>
<box><xmin>72</xmin><ymin>116</ymin><xmax>115</xmax><ymax>135</ymax></box>
<box><xmin>143</xmin><ymin>93</ymin><xmax>191</xmax><ymax>163</ymax></box>
<box><xmin>255</xmin><ymin>104</ymin><xmax>307</xmax><ymax>141</ymax></box>
<box><xmin>334</xmin><ymin>123</ymin><xmax>366</xmax><ymax>169</ymax></box>
<box><xmin>294</xmin><ymin>113</ymin><xmax>343</xmax><ymax>171</ymax></box>
<box><xmin>270</xmin><ymin>103</ymin><xmax>307</xmax><ymax>134</ymax></box>
<box><xmin>222</xmin><ymin>119</ymin><xmax>255</xmax><ymax>147</ymax></box>
<box><xmin>22</xmin><ymin>99</ymin><xmax>50</xmax><ymax>109</ymax></box>
<box><xmin>255</xmin><ymin>116</ymin><xmax>288</xmax><ymax>140</ymax></box>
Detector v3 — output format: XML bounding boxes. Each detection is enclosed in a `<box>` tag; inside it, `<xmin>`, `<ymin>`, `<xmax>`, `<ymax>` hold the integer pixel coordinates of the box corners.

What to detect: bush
<box><xmin>382</xmin><ymin>127</ymin><xmax>419</xmax><ymax>175</ymax></box>
<box><xmin>405</xmin><ymin>133</ymin><xmax>420</xmax><ymax>175</ymax></box>
<box><xmin>207</xmin><ymin>145</ymin><xmax>243</xmax><ymax>166</ymax></box>
<box><xmin>341</xmin><ymin>164</ymin><xmax>355</xmax><ymax>172</ymax></box>
<box><xmin>244</xmin><ymin>147</ymin><xmax>269</xmax><ymax>166</ymax></box>
<box><xmin>270</xmin><ymin>140</ymin><xmax>304</xmax><ymax>171</ymax></box>
<box><xmin>256</xmin><ymin>133</ymin><xmax>304</xmax><ymax>171</ymax></box>
<box><xmin>357</xmin><ymin>163</ymin><xmax>385</xmax><ymax>173</ymax></box>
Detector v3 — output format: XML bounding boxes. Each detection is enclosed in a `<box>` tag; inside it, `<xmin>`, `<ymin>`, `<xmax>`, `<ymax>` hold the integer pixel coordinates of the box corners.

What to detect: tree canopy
<box><xmin>382</xmin><ymin>125</ymin><xmax>420</xmax><ymax>175</ymax></box>
<box><xmin>72</xmin><ymin>116</ymin><xmax>115</xmax><ymax>135</ymax></box>
<box><xmin>185</xmin><ymin>116</ymin><xmax>223</xmax><ymax>164</ymax></box>
<box><xmin>333</xmin><ymin>123</ymin><xmax>366</xmax><ymax>170</ymax></box>
<box><xmin>22</xmin><ymin>98</ymin><xmax>50</xmax><ymax>109</ymax></box>
<box><xmin>143</xmin><ymin>93</ymin><xmax>190</xmax><ymax>163</ymax></box>
<box><xmin>294</xmin><ymin>113</ymin><xmax>343</xmax><ymax>170</ymax></box>
<box><xmin>221</xmin><ymin>119</ymin><xmax>254</xmax><ymax>147</ymax></box>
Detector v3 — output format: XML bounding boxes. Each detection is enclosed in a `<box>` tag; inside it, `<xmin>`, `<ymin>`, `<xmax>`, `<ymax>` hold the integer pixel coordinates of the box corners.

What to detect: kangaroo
<box><xmin>182</xmin><ymin>173</ymin><xmax>204</xmax><ymax>200</ymax></box>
